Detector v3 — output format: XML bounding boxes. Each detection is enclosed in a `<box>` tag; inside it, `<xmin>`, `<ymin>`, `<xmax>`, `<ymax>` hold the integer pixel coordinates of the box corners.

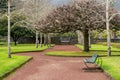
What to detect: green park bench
<box><xmin>83</xmin><ymin>54</ymin><xmax>102</xmax><ymax>69</ymax></box>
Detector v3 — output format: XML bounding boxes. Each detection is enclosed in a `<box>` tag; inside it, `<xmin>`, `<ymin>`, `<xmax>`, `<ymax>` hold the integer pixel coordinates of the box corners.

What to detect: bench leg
<box><xmin>84</xmin><ymin>62</ymin><xmax>89</xmax><ymax>69</ymax></box>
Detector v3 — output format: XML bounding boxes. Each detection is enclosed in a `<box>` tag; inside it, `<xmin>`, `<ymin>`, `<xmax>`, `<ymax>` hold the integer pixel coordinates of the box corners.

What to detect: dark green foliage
<box><xmin>11</xmin><ymin>26</ymin><xmax>33</xmax><ymax>46</ymax></box>
<box><xmin>0</xmin><ymin>0</ymin><xmax>8</xmax><ymax>13</ymax></box>
<box><xmin>0</xmin><ymin>16</ymin><xmax>7</xmax><ymax>36</ymax></box>
<box><xmin>10</xmin><ymin>13</ymin><xmax>35</xmax><ymax>45</ymax></box>
<box><xmin>0</xmin><ymin>13</ymin><xmax>35</xmax><ymax>45</ymax></box>
<box><xmin>0</xmin><ymin>0</ymin><xmax>15</xmax><ymax>13</ymax></box>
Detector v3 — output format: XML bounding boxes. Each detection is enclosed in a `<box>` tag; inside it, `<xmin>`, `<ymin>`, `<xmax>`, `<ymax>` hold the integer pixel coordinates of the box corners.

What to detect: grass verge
<box><xmin>97</xmin><ymin>56</ymin><xmax>120</xmax><ymax>80</ymax></box>
<box><xmin>0</xmin><ymin>43</ymin><xmax>52</xmax><ymax>79</ymax></box>
<box><xmin>76</xmin><ymin>44</ymin><xmax>120</xmax><ymax>52</ymax></box>
<box><xmin>0</xmin><ymin>44</ymin><xmax>52</xmax><ymax>54</ymax></box>
<box><xmin>46</xmin><ymin>51</ymin><xmax>120</xmax><ymax>57</ymax></box>
<box><xmin>0</xmin><ymin>53</ymin><xmax>32</xmax><ymax>79</ymax></box>
<box><xmin>45</xmin><ymin>51</ymin><xmax>107</xmax><ymax>57</ymax></box>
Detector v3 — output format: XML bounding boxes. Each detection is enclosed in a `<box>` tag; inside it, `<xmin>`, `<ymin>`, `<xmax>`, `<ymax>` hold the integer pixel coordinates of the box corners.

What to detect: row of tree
<box><xmin>35</xmin><ymin>0</ymin><xmax>120</xmax><ymax>53</ymax></box>
<box><xmin>0</xmin><ymin>0</ymin><xmax>54</xmax><ymax>58</ymax></box>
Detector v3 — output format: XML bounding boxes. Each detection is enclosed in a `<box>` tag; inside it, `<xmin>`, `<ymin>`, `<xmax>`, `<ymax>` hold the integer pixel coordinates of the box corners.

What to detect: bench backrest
<box><xmin>90</xmin><ymin>54</ymin><xmax>98</xmax><ymax>63</ymax></box>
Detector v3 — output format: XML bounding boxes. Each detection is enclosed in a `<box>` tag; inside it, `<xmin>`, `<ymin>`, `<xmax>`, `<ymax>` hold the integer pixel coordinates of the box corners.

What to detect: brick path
<box><xmin>5</xmin><ymin>45</ymin><xmax>110</xmax><ymax>80</ymax></box>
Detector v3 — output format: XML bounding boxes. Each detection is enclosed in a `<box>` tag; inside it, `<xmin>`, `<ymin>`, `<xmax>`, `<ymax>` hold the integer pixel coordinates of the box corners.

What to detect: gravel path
<box><xmin>5</xmin><ymin>45</ymin><xmax>110</xmax><ymax>80</ymax></box>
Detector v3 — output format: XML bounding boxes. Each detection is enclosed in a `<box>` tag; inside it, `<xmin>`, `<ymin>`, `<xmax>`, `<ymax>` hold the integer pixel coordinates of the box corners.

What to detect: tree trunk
<box><xmin>76</xmin><ymin>30</ymin><xmax>81</xmax><ymax>44</ymax></box>
<box><xmin>7</xmin><ymin>0</ymin><xmax>11</xmax><ymax>58</ymax></box>
<box><xmin>76</xmin><ymin>30</ymin><xmax>84</xmax><ymax>45</ymax></box>
<box><xmin>89</xmin><ymin>29</ymin><xmax>91</xmax><ymax>48</ymax></box>
<box><xmin>14</xmin><ymin>41</ymin><xmax>17</xmax><ymax>46</ymax></box>
<box><xmin>48</xmin><ymin>33</ymin><xmax>51</xmax><ymax>47</ymax></box>
<box><xmin>112</xmin><ymin>32</ymin><xmax>117</xmax><ymax>39</ymax></box>
<box><xmin>36</xmin><ymin>31</ymin><xmax>39</xmax><ymax>48</ymax></box>
<box><xmin>40</xmin><ymin>32</ymin><xmax>43</xmax><ymax>47</ymax></box>
<box><xmin>106</xmin><ymin>0</ymin><xmax>111</xmax><ymax>56</ymax></box>
<box><xmin>83</xmin><ymin>29</ymin><xmax>89</xmax><ymax>52</ymax></box>
<box><xmin>44</xmin><ymin>33</ymin><xmax>47</xmax><ymax>46</ymax></box>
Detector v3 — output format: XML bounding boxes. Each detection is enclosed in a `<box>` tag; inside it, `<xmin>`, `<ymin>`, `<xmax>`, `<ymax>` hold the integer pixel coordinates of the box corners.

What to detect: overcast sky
<box><xmin>50</xmin><ymin>0</ymin><xmax>71</xmax><ymax>6</ymax></box>
<box><xmin>97</xmin><ymin>0</ymin><xmax>120</xmax><ymax>11</ymax></box>
<box><xmin>50</xmin><ymin>0</ymin><xmax>120</xmax><ymax>11</ymax></box>
<box><xmin>114</xmin><ymin>0</ymin><xmax>120</xmax><ymax>11</ymax></box>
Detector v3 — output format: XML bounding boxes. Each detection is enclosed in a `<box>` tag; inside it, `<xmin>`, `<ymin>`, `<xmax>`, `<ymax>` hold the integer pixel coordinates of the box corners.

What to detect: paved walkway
<box><xmin>5</xmin><ymin>45</ymin><xmax>110</xmax><ymax>80</ymax></box>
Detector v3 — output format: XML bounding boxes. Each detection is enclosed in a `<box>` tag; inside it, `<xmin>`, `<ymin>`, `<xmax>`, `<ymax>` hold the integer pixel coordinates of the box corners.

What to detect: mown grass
<box><xmin>46</xmin><ymin>51</ymin><xmax>120</xmax><ymax>57</ymax></box>
<box><xmin>99</xmin><ymin>57</ymin><xmax>120</xmax><ymax>80</ymax></box>
<box><xmin>76</xmin><ymin>44</ymin><xmax>120</xmax><ymax>52</ymax></box>
<box><xmin>0</xmin><ymin>43</ymin><xmax>51</xmax><ymax>78</ymax></box>
<box><xmin>0</xmin><ymin>44</ymin><xmax>51</xmax><ymax>54</ymax></box>
<box><xmin>46</xmin><ymin>51</ymin><xmax>107</xmax><ymax>57</ymax></box>
<box><xmin>46</xmin><ymin>44</ymin><xmax>120</xmax><ymax>56</ymax></box>
<box><xmin>0</xmin><ymin>53</ymin><xmax>31</xmax><ymax>78</ymax></box>
<box><xmin>98</xmin><ymin>42</ymin><xmax>120</xmax><ymax>49</ymax></box>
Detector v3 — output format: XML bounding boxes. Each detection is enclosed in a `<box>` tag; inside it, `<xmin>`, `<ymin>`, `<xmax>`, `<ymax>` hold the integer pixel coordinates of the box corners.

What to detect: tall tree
<box><xmin>105</xmin><ymin>0</ymin><xmax>120</xmax><ymax>56</ymax></box>
<box><xmin>37</xmin><ymin>0</ymin><xmax>120</xmax><ymax>52</ymax></box>
<box><xmin>20</xmin><ymin>0</ymin><xmax>54</xmax><ymax>48</ymax></box>
<box><xmin>40</xmin><ymin>32</ymin><xmax>43</xmax><ymax>47</ymax></box>
<box><xmin>11</xmin><ymin>26</ymin><xmax>33</xmax><ymax>46</ymax></box>
<box><xmin>7</xmin><ymin>0</ymin><xmax>11</xmax><ymax>58</ymax></box>
<box><xmin>0</xmin><ymin>0</ymin><xmax>16</xmax><ymax>58</ymax></box>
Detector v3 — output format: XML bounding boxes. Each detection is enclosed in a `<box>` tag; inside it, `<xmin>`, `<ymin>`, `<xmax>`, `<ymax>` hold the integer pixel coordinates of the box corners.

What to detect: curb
<box><xmin>12</xmin><ymin>46</ymin><xmax>54</xmax><ymax>54</ymax></box>
<box><xmin>0</xmin><ymin>57</ymin><xmax>33</xmax><ymax>80</ymax></box>
<box><xmin>12</xmin><ymin>50</ymin><xmax>46</xmax><ymax>54</ymax></box>
<box><xmin>102</xmin><ymin>68</ymin><xmax>115</xmax><ymax>80</ymax></box>
<box><xmin>45</xmin><ymin>54</ymin><xmax>107</xmax><ymax>57</ymax></box>
<box><xmin>96</xmin><ymin>64</ymin><xmax>115</xmax><ymax>80</ymax></box>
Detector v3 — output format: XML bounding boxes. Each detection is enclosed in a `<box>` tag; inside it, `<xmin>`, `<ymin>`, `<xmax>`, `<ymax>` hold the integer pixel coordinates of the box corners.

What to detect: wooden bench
<box><xmin>60</xmin><ymin>37</ymin><xmax>71</xmax><ymax>44</ymax></box>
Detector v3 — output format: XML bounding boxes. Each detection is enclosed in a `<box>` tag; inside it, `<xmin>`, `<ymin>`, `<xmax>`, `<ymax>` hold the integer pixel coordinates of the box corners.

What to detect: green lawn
<box><xmin>0</xmin><ymin>44</ymin><xmax>50</xmax><ymax>54</ymax></box>
<box><xmin>46</xmin><ymin>44</ymin><xmax>120</xmax><ymax>56</ymax></box>
<box><xmin>99</xmin><ymin>57</ymin><xmax>120</xmax><ymax>80</ymax></box>
<box><xmin>76</xmin><ymin>44</ymin><xmax>120</xmax><ymax>51</ymax></box>
<box><xmin>0</xmin><ymin>43</ymin><xmax>51</xmax><ymax>78</ymax></box>
<box><xmin>46</xmin><ymin>51</ymin><xmax>120</xmax><ymax>57</ymax></box>
<box><xmin>98</xmin><ymin>42</ymin><xmax>120</xmax><ymax>49</ymax></box>
<box><xmin>46</xmin><ymin>51</ymin><xmax>107</xmax><ymax>57</ymax></box>
<box><xmin>0</xmin><ymin>53</ymin><xmax>31</xmax><ymax>78</ymax></box>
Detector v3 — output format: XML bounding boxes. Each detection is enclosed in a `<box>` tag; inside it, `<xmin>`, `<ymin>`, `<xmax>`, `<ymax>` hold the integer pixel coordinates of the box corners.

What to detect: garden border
<box><xmin>0</xmin><ymin>57</ymin><xmax>33</xmax><ymax>80</ymax></box>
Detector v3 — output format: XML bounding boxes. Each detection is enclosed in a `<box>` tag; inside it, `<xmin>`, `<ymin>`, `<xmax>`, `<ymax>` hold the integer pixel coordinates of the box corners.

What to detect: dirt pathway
<box><xmin>5</xmin><ymin>45</ymin><xmax>110</xmax><ymax>80</ymax></box>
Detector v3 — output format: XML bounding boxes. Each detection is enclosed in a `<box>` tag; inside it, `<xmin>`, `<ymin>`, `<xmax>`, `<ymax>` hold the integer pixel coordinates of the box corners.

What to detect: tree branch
<box><xmin>109</xmin><ymin>12</ymin><xmax>120</xmax><ymax>21</ymax></box>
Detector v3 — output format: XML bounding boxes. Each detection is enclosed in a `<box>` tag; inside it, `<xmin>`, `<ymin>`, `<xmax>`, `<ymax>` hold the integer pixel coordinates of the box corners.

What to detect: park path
<box><xmin>5</xmin><ymin>45</ymin><xmax>110</xmax><ymax>80</ymax></box>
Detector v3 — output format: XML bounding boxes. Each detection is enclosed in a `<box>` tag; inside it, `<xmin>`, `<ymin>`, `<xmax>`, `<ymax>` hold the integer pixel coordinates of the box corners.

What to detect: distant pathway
<box><xmin>45</xmin><ymin>45</ymin><xmax>81</xmax><ymax>52</ymax></box>
<box><xmin>5</xmin><ymin>45</ymin><xmax>110</xmax><ymax>80</ymax></box>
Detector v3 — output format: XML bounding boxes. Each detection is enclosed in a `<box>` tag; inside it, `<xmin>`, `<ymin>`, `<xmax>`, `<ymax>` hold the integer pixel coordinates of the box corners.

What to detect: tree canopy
<box><xmin>0</xmin><ymin>13</ymin><xmax>34</xmax><ymax>45</ymax></box>
<box><xmin>36</xmin><ymin>0</ymin><xmax>120</xmax><ymax>51</ymax></box>
<box><xmin>37</xmin><ymin>0</ymin><xmax>120</xmax><ymax>33</ymax></box>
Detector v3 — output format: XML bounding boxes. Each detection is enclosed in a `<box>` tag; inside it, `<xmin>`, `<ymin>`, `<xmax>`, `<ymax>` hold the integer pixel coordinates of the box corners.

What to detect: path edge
<box><xmin>96</xmin><ymin>64</ymin><xmax>115</xmax><ymax>80</ymax></box>
<box><xmin>0</xmin><ymin>57</ymin><xmax>33</xmax><ymax>80</ymax></box>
